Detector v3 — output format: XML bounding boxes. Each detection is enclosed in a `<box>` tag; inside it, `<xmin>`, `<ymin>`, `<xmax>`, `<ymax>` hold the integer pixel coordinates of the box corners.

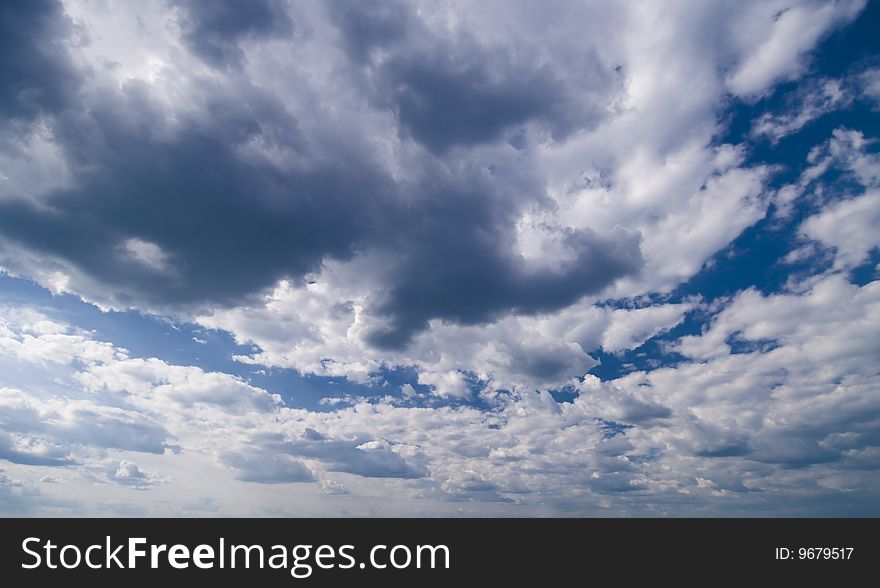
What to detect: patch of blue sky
<box><xmin>0</xmin><ymin>272</ymin><xmax>385</xmax><ymax>409</ymax></box>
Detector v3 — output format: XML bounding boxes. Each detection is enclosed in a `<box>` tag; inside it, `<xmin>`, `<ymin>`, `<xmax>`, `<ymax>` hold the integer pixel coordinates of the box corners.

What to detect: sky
<box><xmin>0</xmin><ymin>0</ymin><xmax>879</xmax><ymax>516</ymax></box>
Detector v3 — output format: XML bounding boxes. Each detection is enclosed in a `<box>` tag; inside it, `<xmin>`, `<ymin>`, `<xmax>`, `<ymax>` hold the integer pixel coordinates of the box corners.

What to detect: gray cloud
<box><xmin>57</xmin><ymin>407</ymin><xmax>170</xmax><ymax>454</ymax></box>
<box><xmin>222</xmin><ymin>450</ymin><xmax>315</xmax><ymax>484</ymax></box>
<box><xmin>367</xmin><ymin>220</ymin><xmax>642</xmax><ymax>348</ymax></box>
<box><xmin>328</xmin><ymin>0</ymin><xmax>408</xmax><ymax>65</ymax></box>
<box><xmin>0</xmin><ymin>394</ymin><xmax>171</xmax><ymax>460</ymax></box>
<box><xmin>0</xmin><ymin>431</ymin><xmax>73</xmax><ymax>466</ymax></box>
<box><xmin>331</xmin><ymin>0</ymin><xmax>611</xmax><ymax>153</ymax></box>
<box><xmin>0</xmin><ymin>78</ymin><xmax>394</xmax><ymax>308</ymax></box>
<box><xmin>269</xmin><ymin>429</ymin><xmax>427</xmax><ymax>479</ymax></box>
<box><xmin>172</xmin><ymin>0</ymin><xmax>294</xmax><ymax>69</ymax></box>
<box><xmin>0</xmin><ymin>0</ymin><xmax>77</xmax><ymax>122</ymax></box>
<box><xmin>378</xmin><ymin>49</ymin><xmax>569</xmax><ymax>153</ymax></box>
<box><xmin>0</xmin><ymin>0</ymin><xmax>638</xmax><ymax>350</ymax></box>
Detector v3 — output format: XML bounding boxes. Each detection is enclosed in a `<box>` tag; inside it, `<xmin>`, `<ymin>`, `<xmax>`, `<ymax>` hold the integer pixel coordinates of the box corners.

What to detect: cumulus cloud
<box><xmin>197</xmin><ymin>279</ymin><xmax>694</xmax><ymax>393</ymax></box>
<box><xmin>0</xmin><ymin>285</ymin><xmax>878</xmax><ymax>515</ymax></box>
<box><xmin>0</xmin><ymin>1</ymin><xmax>858</xmax><ymax>400</ymax></box>
<box><xmin>330</xmin><ymin>0</ymin><xmax>613</xmax><ymax>153</ymax></box>
<box><xmin>769</xmin><ymin>127</ymin><xmax>880</xmax><ymax>269</ymax></box>
<box><xmin>0</xmin><ymin>0</ymin><xmax>877</xmax><ymax>516</ymax></box>
<box><xmin>0</xmin><ymin>0</ymin><xmax>647</xmax><ymax>352</ymax></box>
<box><xmin>803</xmin><ymin>188</ymin><xmax>880</xmax><ymax>269</ymax></box>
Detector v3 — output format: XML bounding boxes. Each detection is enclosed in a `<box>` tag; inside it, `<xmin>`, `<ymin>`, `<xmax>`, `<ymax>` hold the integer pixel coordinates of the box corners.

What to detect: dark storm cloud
<box><xmin>0</xmin><ymin>0</ymin><xmax>640</xmax><ymax>348</ymax></box>
<box><xmin>0</xmin><ymin>77</ymin><xmax>394</xmax><ymax>308</ymax></box>
<box><xmin>0</xmin><ymin>0</ymin><xmax>77</xmax><ymax>121</ymax></box>
<box><xmin>172</xmin><ymin>0</ymin><xmax>294</xmax><ymax>69</ymax></box>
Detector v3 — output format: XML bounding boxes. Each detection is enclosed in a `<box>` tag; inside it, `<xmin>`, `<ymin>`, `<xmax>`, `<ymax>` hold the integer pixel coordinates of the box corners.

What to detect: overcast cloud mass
<box><xmin>0</xmin><ymin>0</ymin><xmax>878</xmax><ymax>515</ymax></box>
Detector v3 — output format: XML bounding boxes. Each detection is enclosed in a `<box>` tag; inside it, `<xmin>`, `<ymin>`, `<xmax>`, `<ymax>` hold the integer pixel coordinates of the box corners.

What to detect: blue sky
<box><xmin>0</xmin><ymin>0</ymin><xmax>879</xmax><ymax>515</ymax></box>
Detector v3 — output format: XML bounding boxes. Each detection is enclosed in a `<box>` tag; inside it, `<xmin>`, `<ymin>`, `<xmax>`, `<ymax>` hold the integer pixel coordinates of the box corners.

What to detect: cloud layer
<box><xmin>0</xmin><ymin>0</ymin><xmax>878</xmax><ymax>515</ymax></box>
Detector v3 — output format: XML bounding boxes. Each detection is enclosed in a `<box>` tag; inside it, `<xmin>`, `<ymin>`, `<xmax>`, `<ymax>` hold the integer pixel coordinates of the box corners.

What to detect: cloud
<box><xmin>725</xmin><ymin>0</ymin><xmax>865</xmax><ymax>97</ymax></box>
<box><xmin>0</xmin><ymin>0</ymin><xmax>860</xmax><ymax>365</ymax></box>
<box><xmin>0</xmin><ymin>0</ymin><xmax>78</xmax><ymax>122</ymax></box>
<box><xmin>319</xmin><ymin>478</ymin><xmax>348</xmax><ymax>495</ymax></box>
<box><xmin>767</xmin><ymin>127</ymin><xmax>880</xmax><ymax>269</ymax></box>
<box><xmin>171</xmin><ymin>0</ymin><xmax>294</xmax><ymax>69</ymax></box>
<box><xmin>751</xmin><ymin>79</ymin><xmax>851</xmax><ymax>143</ymax></box>
<box><xmin>862</xmin><ymin>67</ymin><xmax>880</xmax><ymax>106</ymax></box>
<box><xmin>0</xmin><ymin>468</ymin><xmax>76</xmax><ymax>514</ymax></box>
<box><xmin>276</xmin><ymin>429</ymin><xmax>428</xmax><ymax>479</ymax></box>
<box><xmin>0</xmin><ymin>0</ymin><xmax>878</xmax><ymax>516</ymax></box>
<box><xmin>105</xmin><ymin>459</ymin><xmax>166</xmax><ymax>489</ymax></box>
<box><xmin>221</xmin><ymin>451</ymin><xmax>315</xmax><ymax>484</ymax></box>
<box><xmin>330</xmin><ymin>0</ymin><xmax>616</xmax><ymax>153</ymax></box>
<box><xmin>0</xmin><ymin>386</ymin><xmax>171</xmax><ymax>457</ymax></box>
<box><xmin>803</xmin><ymin>188</ymin><xmax>880</xmax><ymax>269</ymax></box>
<box><xmin>196</xmin><ymin>275</ymin><xmax>693</xmax><ymax>394</ymax></box>
<box><xmin>652</xmin><ymin>274</ymin><xmax>880</xmax><ymax>471</ymax></box>
<box><xmin>0</xmin><ymin>0</ymin><xmax>641</xmax><ymax>351</ymax></box>
<box><xmin>601</xmin><ymin>303</ymin><xmax>691</xmax><ymax>353</ymax></box>
<box><xmin>0</xmin><ymin>429</ymin><xmax>73</xmax><ymax>466</ymax></box>
<box><xmin>1</xmin><ymin>290</ymin><xmax>879</xmax><ymax>515</ymax></box>
<box><xmin>327</xmin><ymin>0</ymin><xmax>408</xmax><ymax>65</ymax></box>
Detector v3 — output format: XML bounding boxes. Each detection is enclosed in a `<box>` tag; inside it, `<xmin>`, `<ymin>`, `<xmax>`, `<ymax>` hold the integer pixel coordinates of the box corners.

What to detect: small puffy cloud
<box><xmin>106</xmin><ymin>460</ymin><xmax>166</xmax><ymax>490</ymax></box>
<box><xmin>0</xmin><ymin>429</ymin><xmax>73</xmax><ymax>466</ymax></box>
<box><xmin>118</xmin><ymin>238</ymin><xmax>173</xmax><ymax>274</ymax></box>
<box><xmin>319</xmin><ymin>479</ymin><xmax>349</xmax><ymax>495</ymax></box>
<box><xmin>417</xmin><ymin>370</ymin><xmax>470</xmax><ymax>399</ymax></box>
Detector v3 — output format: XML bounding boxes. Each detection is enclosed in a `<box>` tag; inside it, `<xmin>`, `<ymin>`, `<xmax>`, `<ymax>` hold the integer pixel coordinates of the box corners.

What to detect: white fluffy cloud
<box><xmin>803</xmin><ymin>188</ymin><xmax>880</xmax><ymax>269</ymax></box>
<box><xmin>724</xmin><ymin>0</ymin><xmax>865</xmax><ymax>97</ymax></box>
<box><xmin>1</xmin><ymin>269</ymin><xmax>878</xmax><ymax>515</ymax></box>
